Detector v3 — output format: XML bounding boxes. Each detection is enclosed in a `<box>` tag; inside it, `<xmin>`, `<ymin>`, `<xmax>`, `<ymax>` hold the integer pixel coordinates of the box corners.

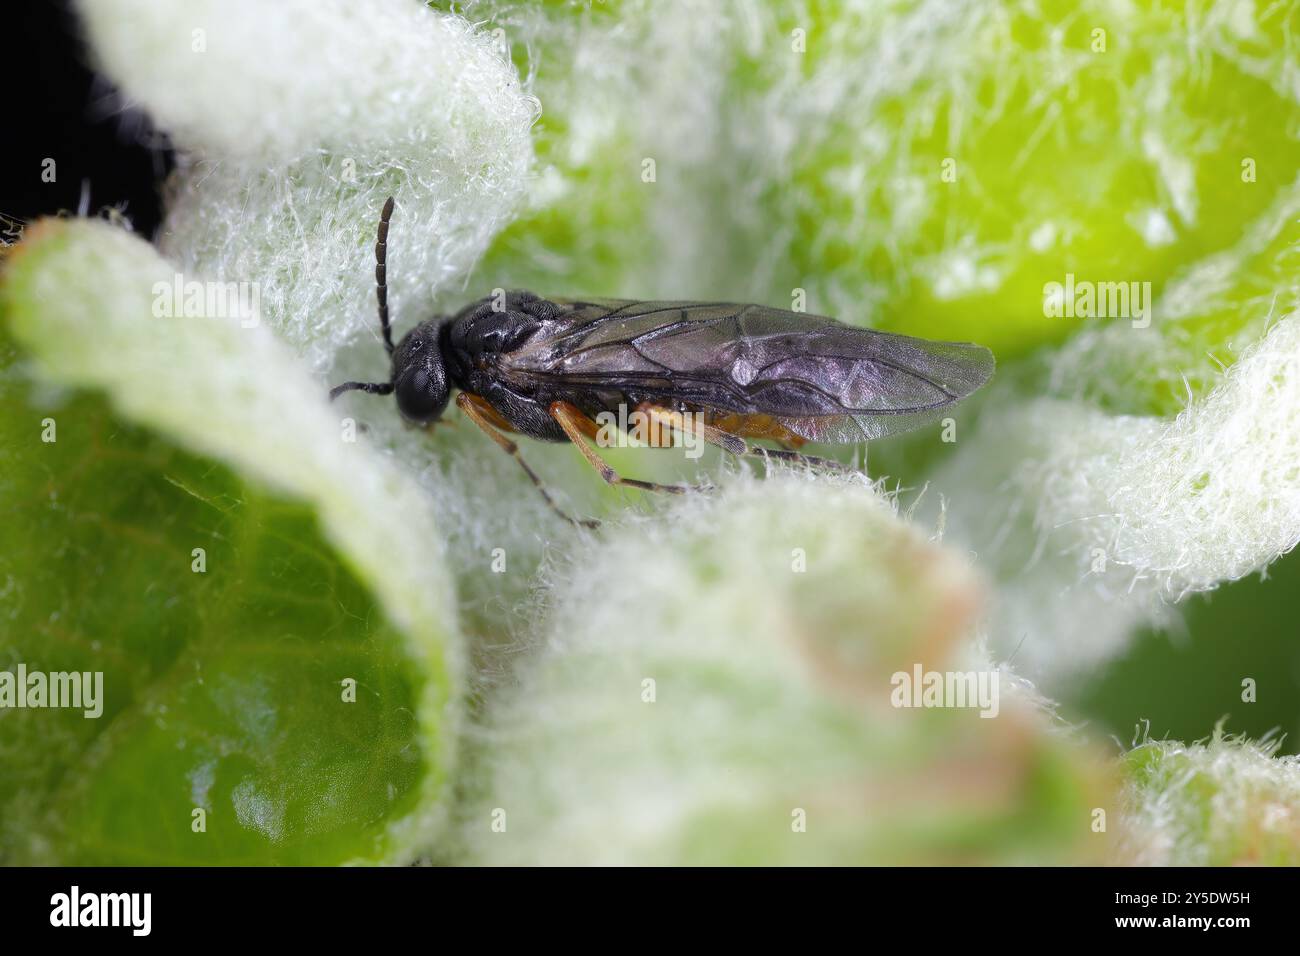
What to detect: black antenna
<box><xmin>376</xmin><ymin>195</ymin><xmax>395</xmax><ymax>354</ymax></box>
<box><xmin>329</xmin><ymin>381</ymin><xmax>393</xmax><ymax>401</ymax></box>
<box><xmin>329</xmin><ymin>197</ymin><xmax>399</xmax><ymax>403</ymax></box>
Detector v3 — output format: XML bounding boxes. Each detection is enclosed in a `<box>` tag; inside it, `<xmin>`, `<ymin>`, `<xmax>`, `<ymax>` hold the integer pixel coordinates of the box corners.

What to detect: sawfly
<box><xmin>331</xmin><ymin>197</ymin><xmax>995</xmax><ymax>526</ymax></box>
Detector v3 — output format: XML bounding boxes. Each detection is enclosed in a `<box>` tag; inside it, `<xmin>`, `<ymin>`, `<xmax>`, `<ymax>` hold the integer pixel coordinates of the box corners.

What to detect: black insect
<box><xmin>332</xmin><ymin>197</ymin><xmax>995</xmax><ymax>526</ymax></box>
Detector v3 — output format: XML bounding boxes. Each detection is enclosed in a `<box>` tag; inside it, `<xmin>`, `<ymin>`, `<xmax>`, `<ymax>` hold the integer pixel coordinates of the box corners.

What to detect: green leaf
<box><xmin>0</xmin><ymin>220</ymin><xmax>460</xmax><ymax>864</ymax></box>
<box><xmin>466</xmin><ymin>478</ymin><xmax>1115</xmax><ymax>865</ymax></box>
<box><xmin>1118</xmin><ymin>730</ymin><xmax>1300</xmax><ymax>866</ymax></box>
<box><xmin>471</xmin><ymin>0</ymin><xmax>1300</xmax><ymax>377</ymax></box>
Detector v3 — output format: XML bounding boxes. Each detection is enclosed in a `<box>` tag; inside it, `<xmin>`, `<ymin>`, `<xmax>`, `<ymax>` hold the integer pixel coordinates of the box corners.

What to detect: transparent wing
<box><xmin>504</xmin><ymin>300</ymin><xmax>995</xmax><ymax>443</ymax></box>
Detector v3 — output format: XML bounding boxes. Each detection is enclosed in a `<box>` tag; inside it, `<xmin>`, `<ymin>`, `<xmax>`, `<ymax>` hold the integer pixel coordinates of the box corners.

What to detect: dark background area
<box><xmin>5</xmin><ymin>0</ymin><xmax>1297</xmax><ymax>756</ymax></box>
<box><xmin>2</xmin><ymin>0</ymin><xmax>171</xmax><ymax>237</ymax></box>
<box><xmin>1074</xmin><ymin>549</ymin><xmax>1300</xmax><ymax>756</ymax></box>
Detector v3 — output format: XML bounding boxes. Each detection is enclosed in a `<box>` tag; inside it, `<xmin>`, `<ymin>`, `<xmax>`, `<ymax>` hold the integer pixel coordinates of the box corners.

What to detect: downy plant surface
<box><xmin>2</xmin><ymin>0</ymin><xmax>1299</xmax><ymax>865</ymax></box>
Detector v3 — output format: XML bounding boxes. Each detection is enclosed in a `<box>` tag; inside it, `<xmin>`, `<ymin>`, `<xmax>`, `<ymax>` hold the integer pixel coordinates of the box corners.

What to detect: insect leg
<box><xmin>549</xmin><ymin>401</ymin><xmax>706</xmax><ymax>496</ymax></box>
<box><xmin>457</xmin><ymin>393</ymin><xmax>599</xmax><ymax>529</ymax></box>
<box><xmin>375</xmin><ymin>196</ymin><xmax>396</xmax><ymax>354</ymax></box>
<box><xmin>636</xmin><ymin>404</ymin><xmax>852</xmax><ymax>474</ymax></box>
<box><xmin>735</xmin><ymin>444</ymin><xmax>852</xmax><ymax>473</ymax></box>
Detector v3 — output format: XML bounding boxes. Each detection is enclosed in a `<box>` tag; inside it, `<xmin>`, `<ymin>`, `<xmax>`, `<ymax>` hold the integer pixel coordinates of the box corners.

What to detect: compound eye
<box><xmin>395</xmin><ymin>367</ymin><xmax>440</xmax><ymax>422</ymax></box>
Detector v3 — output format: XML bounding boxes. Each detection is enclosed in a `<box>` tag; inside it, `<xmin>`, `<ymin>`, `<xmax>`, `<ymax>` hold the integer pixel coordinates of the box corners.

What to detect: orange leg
<box><xmin>457</xmin><ymin>393</ymin><xmax>598</xmax><ymax>529</ymax></box>
<box><xmin>549</xmin><ymin>401</ymin><xmax>709</xmax><ymax>495</ymax></box>
<box><xmin>637</xmin><ymin>403</ymin><xmax>851</xmax><ymax>474</ymax></box>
